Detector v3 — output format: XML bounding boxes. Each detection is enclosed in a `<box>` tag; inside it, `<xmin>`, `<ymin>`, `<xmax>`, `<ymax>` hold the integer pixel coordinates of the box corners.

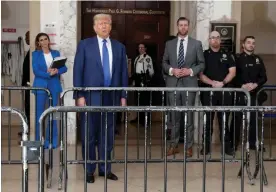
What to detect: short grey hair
<box><xmin>93</xmin><ymin>14</ymin><xmax>112</xmax><ymax>25</ymax></box>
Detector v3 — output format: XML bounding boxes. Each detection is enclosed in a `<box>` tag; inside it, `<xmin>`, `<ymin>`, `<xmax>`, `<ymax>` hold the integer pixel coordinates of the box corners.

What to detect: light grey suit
<box><xmin>162</xmin><ymin>36</ymin><xmax>205</xmax><ymax>149</ymax></box>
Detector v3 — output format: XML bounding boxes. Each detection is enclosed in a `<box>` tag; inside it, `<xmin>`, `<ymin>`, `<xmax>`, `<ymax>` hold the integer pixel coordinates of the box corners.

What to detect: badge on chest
<box><xmin>256</xmin><ymin>58</ymin><xmax>260</xmax><ymax>64</ymax></box>
<box><xmin>220</xmin><ymin>53</ymin><xmax>228</xmax><ymax>62</ymax></box>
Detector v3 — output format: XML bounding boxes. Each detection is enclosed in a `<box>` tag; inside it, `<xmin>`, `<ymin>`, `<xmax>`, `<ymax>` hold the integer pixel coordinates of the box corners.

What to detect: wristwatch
<box><xmin>222</xmin><ymin>80</ymin><xmax>227</xmax><ymax>85</ymax></box>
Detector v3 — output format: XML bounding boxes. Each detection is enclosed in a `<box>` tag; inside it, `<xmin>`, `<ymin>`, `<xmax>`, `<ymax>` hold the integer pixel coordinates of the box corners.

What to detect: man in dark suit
<box><xmin>19</xmin><ymin>31</ymin><xmax>30</xmax><ymax>136</ymax></box>
<box><xmin>162</xmin><ymin>17</ymin><xmax>205</xmax><ymax>157</ymax></box>
<box><xmin>73</xmin><ymin>13</ymin><xmax>128</xmax><ymax>183</ymax></box>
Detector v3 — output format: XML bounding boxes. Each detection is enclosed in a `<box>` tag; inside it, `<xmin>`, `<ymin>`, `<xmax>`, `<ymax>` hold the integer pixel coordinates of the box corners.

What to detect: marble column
<box><xmin>231</xmin><ymin>1</ymin><xmax>242</xmax><ymax>53</ymax></box>
<box><xmin>29</xmin><ymin>0</ymin><xmax>41</xmax><ymax>140</ymax></box>
<box><xmin>59</xmin><ymin>0</ymin><xmax>77</xmax><ymax>144</ymax></box>
<box><xmin>170</xmin><ymin>1</ymin><xmax>180</xmax><ymax>36</ymax></box>
<box><xmin>196</xmin><ymin>0</ymin><xmax>232</xmax><ymax>49</ymax></box>
<box><xmin>39</xmin><ymin>0</ymin><xmax>77</xmax><ymax>144</ymax></box>
<box><xmin>170</xmin><ymin>1</ymin><xmax>189</xmax><ymax>36</ymax></box>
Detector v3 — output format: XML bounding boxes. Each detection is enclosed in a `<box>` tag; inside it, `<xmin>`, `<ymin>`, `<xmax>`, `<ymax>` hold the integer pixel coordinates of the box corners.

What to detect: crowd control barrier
<box><xmin>253</xmin><ymin>85</ymin><xmax>276</xmax><ymax>187</ymax></box>
<box><xmin>58</xmin><ymin>87</ymin><xmax>251</xmax><ymax>190</ymax></box>
<box><xmin>39</xmin><ymin>105</ymin><xmax>276</xmax><ymax>192</ymax></box>
<box><xmin>1</xmin><ymin>106</ymin><xmax>42</xmax><ymax>192</ymax></box>
<box><xmin>1</xmin><ymin>86</ymin><xmax>54</xmax><ymax>188</ymax></box>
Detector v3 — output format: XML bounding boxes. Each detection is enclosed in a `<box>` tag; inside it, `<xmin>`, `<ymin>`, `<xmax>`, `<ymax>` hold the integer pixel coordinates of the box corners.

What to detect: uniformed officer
<box><xmin>131</xmin><ymin>43</ymin><xmax>154</xmax><ymax>125</ymax></box>
<box><xmin>230</xmin><ymin>36</ymin><xmax>267</xmax><ymax>151</ymax></box>
<box><xmin>199</xmin><ymin>31</ymin><xmax>236</xmax><ymax>155</ymax></box>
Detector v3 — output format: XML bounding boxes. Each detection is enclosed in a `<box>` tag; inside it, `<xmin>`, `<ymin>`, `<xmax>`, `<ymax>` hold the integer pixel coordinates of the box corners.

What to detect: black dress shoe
<box><xmin>99</xmin><ymin>172</ymin><xmax>118</xmax><ymax>181</ymax></box>
<box><xmin>200</xmin><ymin>144</ymin><xmax>211</xmax><ymax>155</ymax></box>
<box><xmin>130</xmin><ymin>119</ymin><xmax>138</xmax><ymax>124</ymax></box>
<box><xmin>86</xmin><ymin>174</ymin><xmax>95</xmax><ymax>183</ymax></box>
<box><xmin>200</xmin><ymin>147</ymin><xmax>210</xmax><ymax>155</ymax></box>
<box><xmin>225</xmin><ymin>147</ymin><xmax>234</xmax><ymax>156</ymax></box>
<box><xmin>115</xmin><ymin>129</ymin><xmax>120</xmax><ymax>135</ymax></box>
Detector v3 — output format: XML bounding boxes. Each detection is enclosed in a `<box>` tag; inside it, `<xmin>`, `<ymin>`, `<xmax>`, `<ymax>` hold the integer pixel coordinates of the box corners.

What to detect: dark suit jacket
<box><xmin>22</xmin><ymin>50</ymin><xmax>30</xmax><ymax>86</ymax></box>
<box><xmin>162</xmin><ymin>37</ymin><xmax>205</xmax><ymax>87</ymax></box>
<box><xmin>73</xmin><ymin>37</ymin><xmax>128</xmax><ymax>106</ymax></box>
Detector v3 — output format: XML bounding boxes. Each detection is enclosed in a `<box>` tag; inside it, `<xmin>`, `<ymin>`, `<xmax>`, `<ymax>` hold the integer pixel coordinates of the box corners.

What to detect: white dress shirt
<box><xmin>169</xmin><ymin>35</ymin><xmax>193</xmax><ymax>76</ymax></box>
<box><xmin>44</xmin><ymin>53</ymin><xmax>53</xmax><ymax>68</ymax></box>
<box><xmin>97</xmin><ymin>35</ymin><xmax>113</xmax><ymax>77</ymax></box>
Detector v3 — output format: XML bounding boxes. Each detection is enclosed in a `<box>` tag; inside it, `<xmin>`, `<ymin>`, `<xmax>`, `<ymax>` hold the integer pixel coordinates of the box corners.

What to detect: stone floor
<box><xmin>1</xmin><ymin>120</ymin><xmax>276</xmax><ymax>192</ymax></box>
<box><xmin>1</xmin><ymin>142</ymin><xmax>276</xmax><ymax>192</ymax></box>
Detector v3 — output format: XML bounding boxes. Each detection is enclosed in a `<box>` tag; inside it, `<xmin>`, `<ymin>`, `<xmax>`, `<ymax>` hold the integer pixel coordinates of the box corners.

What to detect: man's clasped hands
<box><xmin>210</xmin><ymin>81</ymin><xmax>257</xmax><ymax>91</ymax></box>
<box><xmin>172</xmin><ymin>68</ymin><xmax>192</xmax><ymax>78</ymax></box>
<box><xmin>241</xmin><ymin>83</ymin><xmax>258</xmax><ymax>92</ymax></box>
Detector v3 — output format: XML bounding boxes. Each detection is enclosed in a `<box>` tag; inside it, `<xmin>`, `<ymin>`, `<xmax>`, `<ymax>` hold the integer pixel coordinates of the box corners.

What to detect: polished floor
<box><xmin>2</xmin><ymin>143</ymin><xmax>276</xmax><ymax>191</ymax></box>
<box><xmin>2</xmin><ymin>122</ymin><xmax>276</xmax><ymax>192</ymax></box>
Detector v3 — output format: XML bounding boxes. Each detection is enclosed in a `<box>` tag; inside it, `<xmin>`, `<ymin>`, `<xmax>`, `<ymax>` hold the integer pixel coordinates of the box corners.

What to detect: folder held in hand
<box><xmin>50</xmin><ymin>56</ymin><xmax>67</xmax><ymax>69</ymax></box>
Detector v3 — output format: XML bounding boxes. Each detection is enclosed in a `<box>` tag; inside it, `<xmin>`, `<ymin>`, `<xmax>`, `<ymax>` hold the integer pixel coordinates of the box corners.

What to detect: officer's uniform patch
<box><xmin>256</xmin><ymin>58</ymin><xmax>260</xmax><ymax>64</ymax></box>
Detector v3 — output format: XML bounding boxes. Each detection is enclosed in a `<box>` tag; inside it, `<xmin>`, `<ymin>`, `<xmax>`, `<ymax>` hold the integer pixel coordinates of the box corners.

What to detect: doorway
<box><xmin>81</xmin><ymin>1</ymin><xmax>170</xmax><ymax>65</ymax></box>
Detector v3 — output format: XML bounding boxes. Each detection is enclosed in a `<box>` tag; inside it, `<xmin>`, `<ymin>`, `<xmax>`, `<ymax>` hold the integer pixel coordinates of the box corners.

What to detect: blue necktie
<box><xmin>102</xmin><ymin>39</ymin><xmax>110</xmax><ymax>87</ymax></box>
<box><xmin>178</xmin><ymin>39</ymin><xmax>184</xmax><ymax>68</ymax></box>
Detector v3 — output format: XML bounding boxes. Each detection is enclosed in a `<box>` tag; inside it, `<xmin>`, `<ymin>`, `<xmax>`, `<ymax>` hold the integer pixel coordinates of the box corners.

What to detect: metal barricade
<box><xmin>1</xmin><ymin>106</ymin><xmax>42</xmax><ymax>192</ymax></box>
<box><xmin>57</xmin><ymin>87</ymin><xmax>251</xmax><ymax>190</ymax></box>
<box><xmin>44</xmin><ymin>103</ymin><xmax>276</xmax><ymax>191</ymax></box>
<box><xmin>254</xmin><ymin>86</ymin><xmax>276</xmax><ymax>186</ymax></box>
<box><xmin>1</xmin><ymin>86</ymin><xmax>54</xmax><ymax>188</ymax></box>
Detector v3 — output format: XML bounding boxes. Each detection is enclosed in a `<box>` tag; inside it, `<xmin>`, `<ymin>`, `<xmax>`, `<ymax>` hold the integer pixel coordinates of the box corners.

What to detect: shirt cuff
<box><xmin>169</xmin><ymin>68</ymin><xmax>173</xmax><ymax>76</ymax></box>
<box><xmin>190</xmin><ymin>69</ymin><xmax>194</xmax><ymax>76</ymax></box>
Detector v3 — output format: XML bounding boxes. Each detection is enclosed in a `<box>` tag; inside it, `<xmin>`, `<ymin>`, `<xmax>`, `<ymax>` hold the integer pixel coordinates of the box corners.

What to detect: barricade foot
<box><xmin>237</xmin><ymin>161</ymin><xmax>245</xmax><ymax>178</ymax></box>
<box><xmin>58</xmin><ymin>166</ymin><xmax>63</xmax><ymax>190</ymax></box>
<box><xmin>46</xmin><ymin>163</ymin><xmax>52</xmax><ymax>188</ymax></box>
<box><xmin>237</xmin><ymin>161</ymin><xmax>255</xmax><ymax>185</ymax></box>
<box><xmin>262</xmin><ymin>164</ymin><xmax>268</xmax><ymax>186</ymax></box>
<box><xmin>253</xmin><ymin>151</ymin><xmax>269</xmax><ymax>186</ymax></box>
<box><xmin>248</xmin><ymin>179</ymin><xmax>255</xmax><ymax>185</ymax></box>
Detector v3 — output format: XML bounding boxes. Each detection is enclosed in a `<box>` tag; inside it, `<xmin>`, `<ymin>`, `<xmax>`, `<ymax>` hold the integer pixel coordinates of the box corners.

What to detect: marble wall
<box><xmin>59</xmin><ymin>0</ymin><xmax>77</xmax><ymax>144</ymax></box>
<box><xmin>196</xmin><ymin>0</ymin><xmax>232</xmax><ymax>50</ymax></box>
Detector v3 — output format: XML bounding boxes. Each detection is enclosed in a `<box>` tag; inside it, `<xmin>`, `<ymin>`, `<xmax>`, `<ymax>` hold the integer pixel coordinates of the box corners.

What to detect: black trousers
<box><xmin>200</xmin><ymin>92</ymin><xmax>233</xmax><ymax>146</ymax></box>
<box><xmin>24</xmin><ymin>90</ymin><xmax>30</xmax><ymax>125</ymax></box>
<box><xmin>230</xmin><ymin>93</ymin><xmax>257</xmax><ymax>148</ymax></box>
<box><xmin>134</xmin><ymin>75</ymin><xmax>150</xmax><ymax>125</ymax></box>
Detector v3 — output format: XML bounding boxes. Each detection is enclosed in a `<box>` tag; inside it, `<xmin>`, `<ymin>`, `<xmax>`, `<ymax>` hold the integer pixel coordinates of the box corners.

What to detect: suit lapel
<box><xmin>184</xmin><ymin>37</ymin><xmax>193</xmax><ymax>65</ymax></box>
<box><xmin>40</xmin><ymin>50</ymin><xmax>57</xmax><ymax>69</ymax></box>
<box><xmin>50</xmin><ymin>50</ymin><xmax>56</xmax><ymax>59</ymax></box>
<box><xmin>39</xmin><ymin>51</ymin><xmax>48</xmax><ymax>69</ymax></box>
<box><xmin>173</xmin><ymin>38</ymin><xmax>178</xmax><ymax>67</ymax></box>
<box><xmin>111</xmin><ymin>39</ymin><xmax>116</xmax><ymax>78</ymax></box>
<box><xmin>92</xmin><ymin>37</ymin><xmax>104</xmax><ymax>76</ymax></box>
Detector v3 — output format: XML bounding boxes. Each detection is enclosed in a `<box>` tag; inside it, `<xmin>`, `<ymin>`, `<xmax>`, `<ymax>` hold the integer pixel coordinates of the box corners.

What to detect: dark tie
<box><xmin>178</xmin><ymin>39</ymin><xmax>184</xmax><ymax>68</ymax></box>
<box><xmin>102</xmin><ymin>39</ymin><xmax>110</xmax><ymax>87</ymax></box>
